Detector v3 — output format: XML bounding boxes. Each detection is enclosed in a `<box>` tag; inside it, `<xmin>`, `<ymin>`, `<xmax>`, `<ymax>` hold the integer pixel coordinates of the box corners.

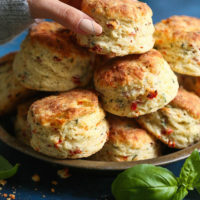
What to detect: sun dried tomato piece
<box><xmin>92</xmin><ymin>45</ymin><xmax>102</xmax><ymax>52</ymax></box>
<box><xmin>168</xmin><ymin>140</ymin><xmax>176</xmax><ymax>148</ymax></box>
<box><xmin>72</xmin><ymin>76</ymin><xmax>81</xmax><ymax>85</ymax></box>
<box><xmin>162</xmin><ymin>128</ymin><xmax>173</xmax><ymax>135</ymax></box>
<box><xmin>147</xmin><ymin>90</ymin><xmax>158</xmax><ymax>99</ymax></box>
<box><xmin>53</xmin><ymin>56</ymin><xmax>62</xmax><ymax>62</ymax></box>
<box><xmin>54</xmin><ymin>139</ymin><xmax>62</xmax><ymax>148</ymax></box>
<box><xmin>107</xmin><ymin>24</ymin><xmax>114</xmax><ymax>29</ymax></box>
<box><xmin>69</xmin><ymin>149</ymin><xmax>82</xmax><ymax>156</ymax></box>
<box><xmin>131</xmin><ymin>102</ymin><xmax>137</xmax><ymax>111</ymax></box>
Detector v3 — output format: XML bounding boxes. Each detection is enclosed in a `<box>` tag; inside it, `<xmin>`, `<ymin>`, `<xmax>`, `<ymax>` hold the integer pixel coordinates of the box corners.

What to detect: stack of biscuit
<box><xmin>1</xmin><ymin>0</ymin><xmax>200</xmax><ymax>162</ymax></box>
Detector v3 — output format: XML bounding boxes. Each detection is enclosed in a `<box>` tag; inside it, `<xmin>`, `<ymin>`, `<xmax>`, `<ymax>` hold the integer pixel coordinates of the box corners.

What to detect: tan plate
<box><xmin>0</xmin><ymin>125</ymin><xmax>200</xmax><ymax>171</ymax></box>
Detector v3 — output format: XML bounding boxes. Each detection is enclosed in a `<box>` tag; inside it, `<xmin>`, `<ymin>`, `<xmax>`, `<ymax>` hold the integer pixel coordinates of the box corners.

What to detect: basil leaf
<box><xmin>172</xmin><ymin>186</ymin><xmax>188</xmax><ymax>200</ymax></box>
<box><xmin>0</xmin><ymin>155</ymin><xmax>19</xmax><ymax>180</ymax></box>
<box><xmin>178</xmin><ymin>150</ymin><xmax>200</xmax><ymax>191</ymax></box>
<box><xmin>112</xmin><ymin>164</ymin><xmax>178</xmax><ymax>200</ymax></box>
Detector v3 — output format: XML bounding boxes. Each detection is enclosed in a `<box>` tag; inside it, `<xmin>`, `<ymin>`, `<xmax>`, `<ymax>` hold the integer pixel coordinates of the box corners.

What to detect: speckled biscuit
<box><xmin>177</xmin><ymin>74</ymin><xmax>200</xmax><ymax>97</ymax></box>
<box><xmin>93</xmin><ymin>115</ymin><xmax>161</xmax><ymax>162</ymax></box>
<box><xmin>138</xmin><ymin>88</ymin><xmax>200</xmax><ymax>149</ymax></box>
<box><xmin>0</xmin><ymin>52</ymin><xmax>32</xmax><ymax>115</ymax></box>
<box><xmin>154</xmin><ymin>16</ymin><xmax>200</xmax><ymax>76</ymax></box>
<box><xmin>15</xmin><ymin>100</ymin><xmax>34</xmax><ymax>146</ymax></box>
<box><xmin>76</xmin><ymin>0</ymin><xmax>155</xmax><ymax>56</ymax></box>
<box><xmin>13</xmin><ymin>22</ymin><xmax>95</xmax><ymax>92</ymax></box>
<box><xmin>94</xmin><ymin>49</ymin><xmax>179</xmax><ymax>117</ymax></box>
<box><xmin>27</xmin><ymin>90</ymin><xmax>109</xmax><ymax>159</ymax></box>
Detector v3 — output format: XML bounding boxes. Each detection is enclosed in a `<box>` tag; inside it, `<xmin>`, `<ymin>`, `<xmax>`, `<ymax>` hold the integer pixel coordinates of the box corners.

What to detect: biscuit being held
<box><xmin>154</xmin><ymin>16</ymin><xmax>200</xmax><ymax>76</ymax></box>
<box><xmin>138</xmin><ymin>88</ymin><xmax>200</xmax><ymax>149</ymax></box>
<box><xmin>27</xmin><ymin>90</ymin><xmax>109</xmax><ymax>159</ymax></box>
<box><xmin>13</xmin><ymin>22</ymin><xmax>95</xmax><ymax>92</ymax></box>
<box><xmin>0</xmin><ymin>52</ymin><xmax>32</xmax><ymax>115</ymax></box>
<box><xmin>93</xmin><ymin>115</ymin><xmax>161</xmax><ymax>162</ymax></box>
<box><xmin>76</xmin><ymin>0</ymin><xmax>155</xmax><ymax>56</ymax></box>
<box><xmin>94</xmin><ymin>49</ymin><xmax>179</xmax><ymax>117</ymax></box>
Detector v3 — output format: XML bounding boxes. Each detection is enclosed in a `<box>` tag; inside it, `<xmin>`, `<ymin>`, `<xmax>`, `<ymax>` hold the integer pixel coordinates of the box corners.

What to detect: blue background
<box><xmin>1</xmin><ymin>0</ymin><xmax>200</xmax><ymax>199</ymax></box>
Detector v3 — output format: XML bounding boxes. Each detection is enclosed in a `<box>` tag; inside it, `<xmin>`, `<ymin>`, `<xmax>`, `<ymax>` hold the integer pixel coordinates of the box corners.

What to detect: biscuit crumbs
<box><xmin>57</xmin><ymin>168</ymin><xmax>71</xmax><ymax>179</ymax></box>
<box><xmin>32</xmin><ymin>174</ymin><xmax>40</xmax><ymax>182</ymax></box>
<box><xmin>9</xmin><ymin>194</ymin><xmax>15</xmax><ymax>199</ymax></box>
<box><xmin>51</xmin><ymin>188</ymin><xmax>55</xmax><ymax>193</ymax></box>
<box><xmin>3</xmin><ymin>193</ymin><xmax>8</xmax><ymax>198</ymax></box>
<box><xmin>51</xmin><ymin>181</ymin><xmax>58</xmax><ymax>186</ymax></box>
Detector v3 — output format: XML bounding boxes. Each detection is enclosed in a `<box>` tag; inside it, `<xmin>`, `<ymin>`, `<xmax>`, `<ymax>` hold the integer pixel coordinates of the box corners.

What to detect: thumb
<box><xmin>28</xmin><ymin>0</ymin><xmax>102</xmax><ymax>35</ymax></box>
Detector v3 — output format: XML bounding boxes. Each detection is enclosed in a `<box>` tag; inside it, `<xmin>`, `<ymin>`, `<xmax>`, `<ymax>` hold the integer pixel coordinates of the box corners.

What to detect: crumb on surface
<box><xmin>9</xmin><ymin>194</ymin><xmax>15</xmax><ymax>199</ymax></box>
<box><xmin>51</xmin><ymin>181</ymin><xmax>58</xmax><ymax>186</ymax></box>
<box><xmin>3</xmin><ymin>193</ymin><xmax>8</xmax><ymax>198</ymax></box>
<box><xmin>57</xmin><ymin>168</ymin><xmax>71</xmax><ymax>179</ymax></box>
<box><xmin>51</xmin><ymin>188</ymin><xmax>55</xmax><ymax>193</ymax></box>
<box><xmin>32</xmin><ymin>174</ymin><xmax>40</xmax><ymax>182</ymax></box>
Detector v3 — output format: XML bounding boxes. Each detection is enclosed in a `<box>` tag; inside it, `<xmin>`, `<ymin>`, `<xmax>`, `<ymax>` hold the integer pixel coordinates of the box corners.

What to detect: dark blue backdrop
<box><xmin>0</xmin><ymin>0</ymin><xmax>200</xmax><ymax>199</ymax></box>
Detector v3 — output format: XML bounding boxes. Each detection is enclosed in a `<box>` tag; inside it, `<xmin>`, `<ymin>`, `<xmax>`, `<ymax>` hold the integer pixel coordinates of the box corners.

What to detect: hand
<box><xmin>27</xmin><ymin>0</ymin><xmax>102</xmax><ymax>35</ymax></box>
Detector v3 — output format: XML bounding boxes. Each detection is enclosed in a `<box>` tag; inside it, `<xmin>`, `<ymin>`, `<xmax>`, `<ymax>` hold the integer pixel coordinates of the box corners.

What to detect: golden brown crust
<box><xmin>155</xmin><ymin>16</ymin><xmax>200</xmax><ymax>44</ymax></box>
<box><xmin>30</xmin><ymin>90</ymin><xmax>99</xmax><ymax>126</ymax></box>
<box><xmin>95</xmin><ymin>49</ymin><xmax>163</xmax><ymax>88</ymax></box>
<box><xmin>171</xmin><ymin>87</ymin><xmax>200</xmax><ymax>119</ymax></box>
<box><xmin>81</xmin><ymin>0</ymin><xmax>152</xmax><ymax>21</ymax></box>
<box><xmin>107</xmin><ymin>115</ymin><xmax>155</xmax><ymax>148</ymax></box>
<box><xmin>0</xmin><ymin>52</ymin><xmax>17</xmax><ymax>67</ymax></box>
<box><xmin>29</xmin><ymin>22</ymin><xmax>90</xmax><ymax>57</ymax></box>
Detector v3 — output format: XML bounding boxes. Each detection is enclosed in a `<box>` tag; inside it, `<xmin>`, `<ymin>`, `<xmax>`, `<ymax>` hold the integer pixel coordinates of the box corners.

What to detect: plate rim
<box><xmin>0</xmin><ymin>125</ymin><xmax>200</xmax><ymax>171</ymax></box>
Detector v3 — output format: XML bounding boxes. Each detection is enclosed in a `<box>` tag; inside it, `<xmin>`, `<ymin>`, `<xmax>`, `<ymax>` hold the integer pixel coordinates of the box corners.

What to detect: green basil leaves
<box><xmin>112</xmin><ymin>164</ymin><xmax>178</xmax><ymax>200</ymax></box>
<box><xmin>0</xmin><ymin>155</ymin><xmax>19</xmax><ymax>180</ymax></box>
<box><xmin>178</xmin><ymin>150</ymin><xmax>200</xmax><ymax>190</ymax></box>
<box><xmin>112</xmin><ymin>150</ymin><xmax>200</xmax><ymax>200</ymax></box>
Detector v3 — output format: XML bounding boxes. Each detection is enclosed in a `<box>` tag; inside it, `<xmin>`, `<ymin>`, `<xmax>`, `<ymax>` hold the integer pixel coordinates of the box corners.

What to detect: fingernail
<box><xmin>78</xmin><ymin>19</ymin><xmax>102</xmax><ymax>35</ymax></box>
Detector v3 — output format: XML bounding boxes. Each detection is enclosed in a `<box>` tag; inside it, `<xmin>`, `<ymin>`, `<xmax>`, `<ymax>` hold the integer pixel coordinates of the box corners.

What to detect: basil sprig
<box><xmin>112</xmin><ymin>150</ymin><xmax>200</xmax><ymax>200</ymax></box>
<box><xmin>0</xmin><ymin>155</ymin><xmax>19</xmax><ymax>180</ymax></box>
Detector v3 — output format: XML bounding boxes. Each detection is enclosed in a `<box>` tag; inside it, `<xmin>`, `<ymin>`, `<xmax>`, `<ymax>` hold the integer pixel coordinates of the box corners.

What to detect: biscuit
<box><xmin>0</xmin><ymin>52</ymin><xmax>32</xmax><ymax>115</ymax></box>
<box><xmin>76</xmin><ymin>0</ymin><xmax>155</xmax><ymax>56</ymax></box>
<box><xmin>27</xmin><ymin>90</ymin><xmax>109</xmax><ymax>159</ymax></box>
<box><xmin>93</xmin><ymin>115</ymin><xmax>161</xmax><ymax>162</ymax></box>
<box><xmin>13</xmin><ymin>22</ymin><xmax>95</xmax><ymax>91</ymax></box>
<box><xmin>154</xmin><ymin>16</ymin><xmax>200</xmax><ymax>76</ymax></box>
<box><xmin>138</xmin><ymin>88</ymin><xmax>200</xmax><ymax>149</ymax></box>
<box><xmin>94</xmin><ymin>49</ymin><xmax>179</xmax><ymax>117</ymax></box>
<box><xmin>15</xmin><ymin>100</ymin><xmax>34</xmax><ymax>146</ymax></box>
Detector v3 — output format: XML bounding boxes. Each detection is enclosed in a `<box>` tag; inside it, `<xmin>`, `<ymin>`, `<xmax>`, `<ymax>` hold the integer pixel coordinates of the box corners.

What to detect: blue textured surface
<box><xmin>0</xmin><ymin>0</ymin><xmax>200</xmax><ymax>199</ymax></box>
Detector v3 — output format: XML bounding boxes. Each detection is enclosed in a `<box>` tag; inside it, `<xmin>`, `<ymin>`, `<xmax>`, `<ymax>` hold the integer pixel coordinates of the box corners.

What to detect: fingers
<box><xmin>50</xmin><ymin>1</ymin><xmax>102</xmax><ymax>35</ymax></box>
<box><xmin>28</xmin><ymin>0</ymin><xmax>102</xmax><ymax>35</ymax></box>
